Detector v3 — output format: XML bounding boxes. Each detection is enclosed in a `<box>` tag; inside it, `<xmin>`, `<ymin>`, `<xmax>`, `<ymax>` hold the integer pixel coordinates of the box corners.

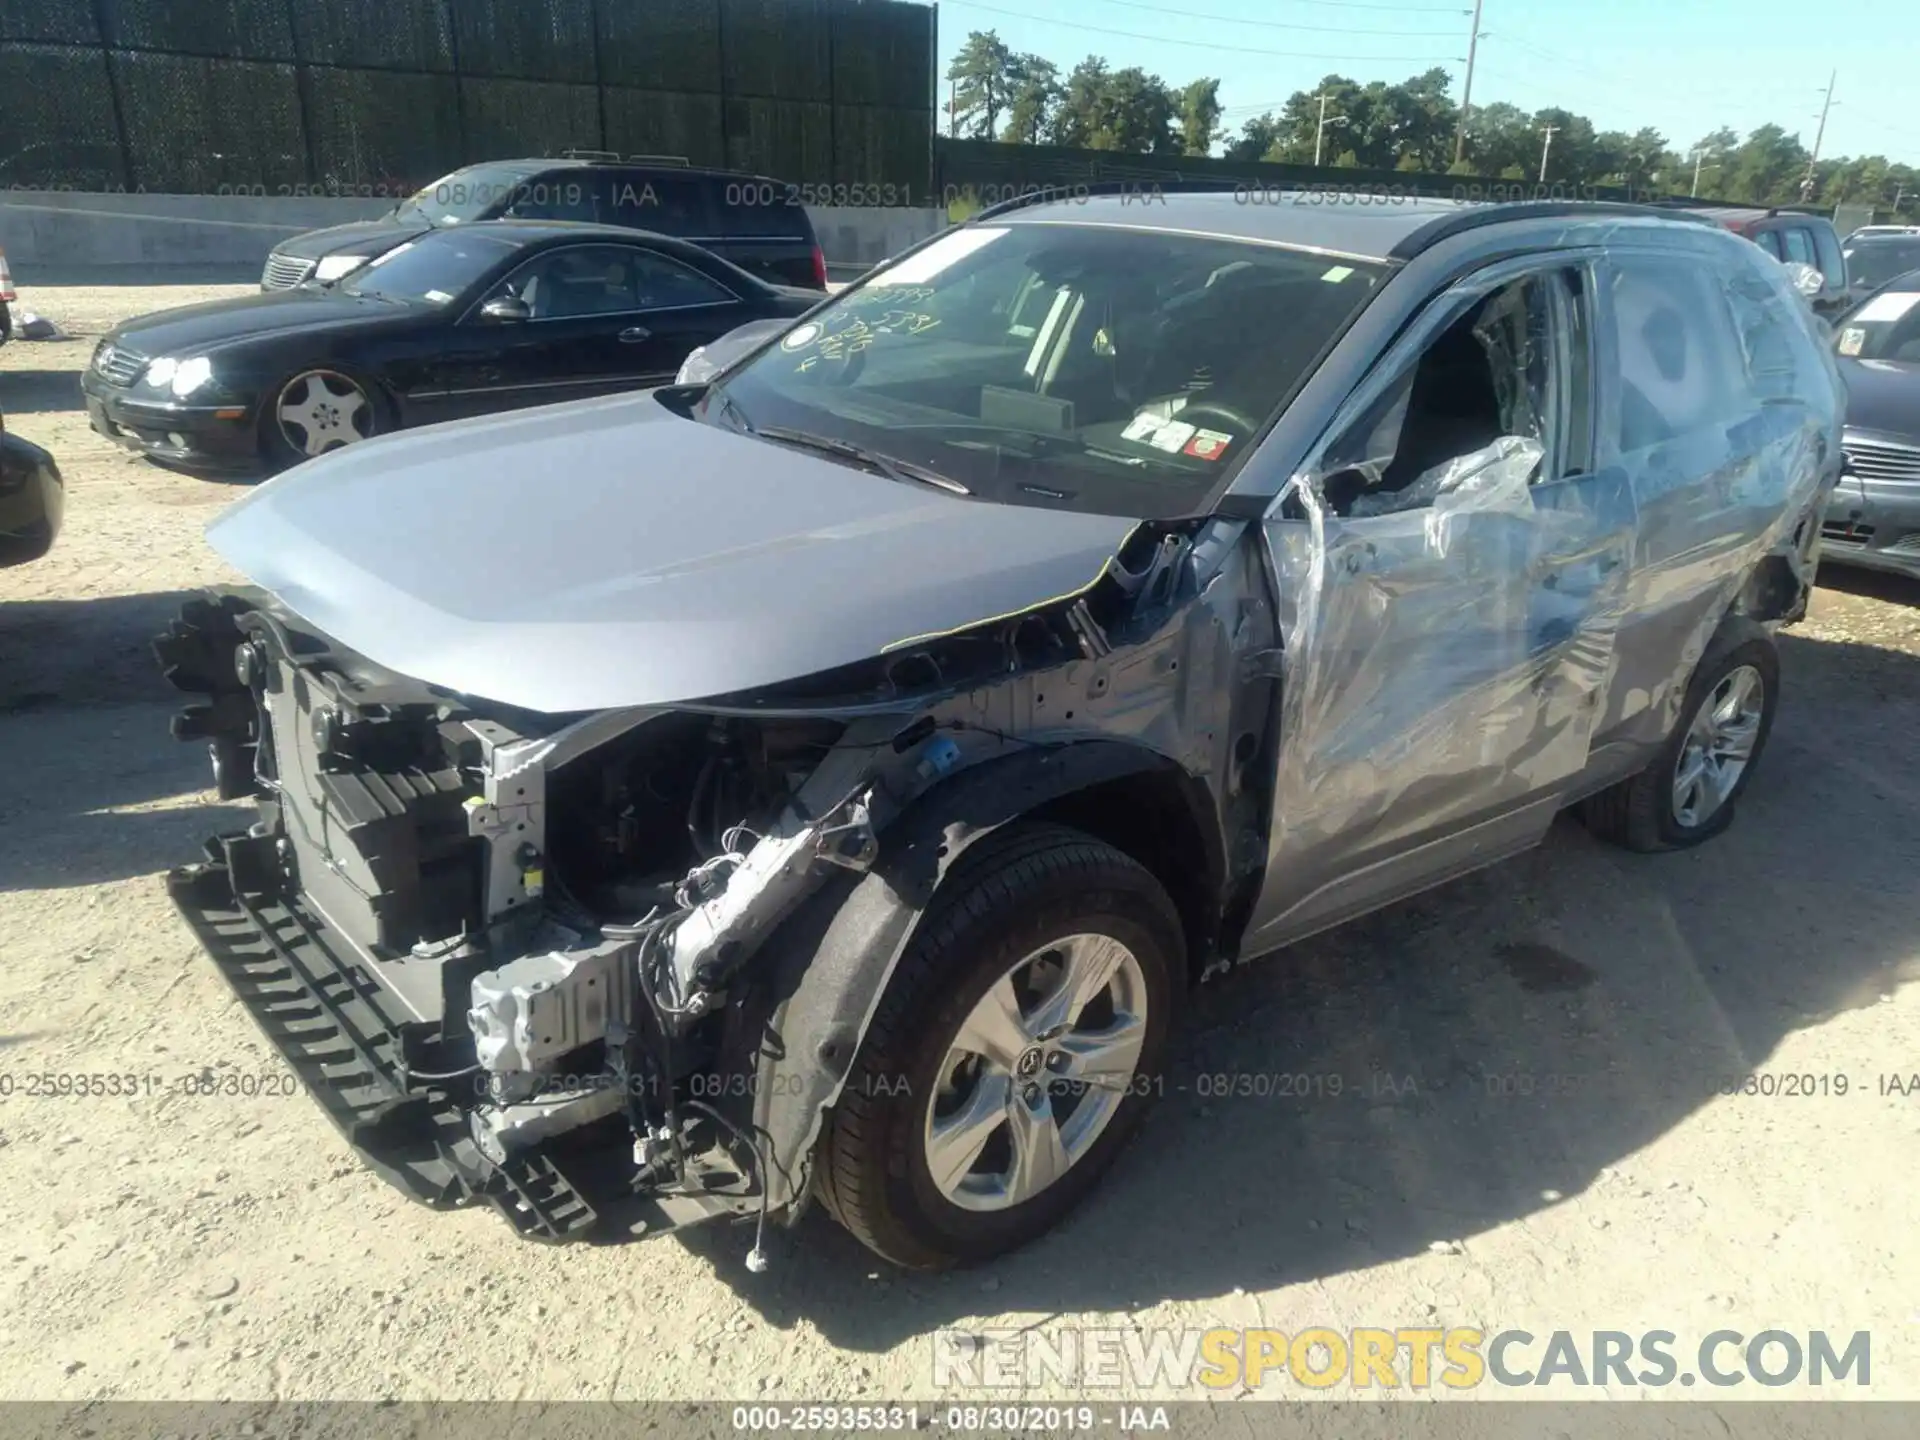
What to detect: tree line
<box><xmin>945</xmin><ymin>30</ymin><xmax>1917</xmax><ymax>217</ymax></box>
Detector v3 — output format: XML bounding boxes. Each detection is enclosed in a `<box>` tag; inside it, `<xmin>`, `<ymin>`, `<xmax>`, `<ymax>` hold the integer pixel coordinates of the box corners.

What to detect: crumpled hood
<box><xmin>206</xmin><ymin>393</ymin><xmax>1135</xmax><ymax>713</ymax></box>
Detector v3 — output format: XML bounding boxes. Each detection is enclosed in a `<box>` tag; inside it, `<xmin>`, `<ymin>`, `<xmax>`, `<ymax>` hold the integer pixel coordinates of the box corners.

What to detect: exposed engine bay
<box><xmin>154</xmin><ymin>516</ymin><xmax>1275</xmax><ymax>1248</ymax></box>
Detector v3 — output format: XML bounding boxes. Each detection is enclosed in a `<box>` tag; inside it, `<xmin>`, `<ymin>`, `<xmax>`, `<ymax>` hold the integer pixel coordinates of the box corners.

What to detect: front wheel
<box><xmin>1580</xmin><ymin>621</ymin><xmax>1780</xmax><ymax>852</ymax></box>
<box><xmin>264</xmin><ymin>368</ymin><xmax>381</xmax><ymax>469</ymax></box>
<box><xmin>815</xmin><ymin>823</ymin><xmax>1183</xmax><ymax>1270</ymax></box>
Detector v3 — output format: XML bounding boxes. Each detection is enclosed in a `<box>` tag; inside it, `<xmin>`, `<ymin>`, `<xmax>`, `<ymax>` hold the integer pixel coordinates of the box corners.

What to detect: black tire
<box><xmin>815</xmin><ymin>822</ymin><xmax>1184</xmax><ymax>1270</ymax></box>
<box><xmin>1579</xmin><ymin>620</ymin><xmax>1780</xmax><ymax>852</ymax></box>
<box><xmin>260</xmin><ymin>367</ymin><xmax>385</xmax><ymax>472</ymax></box>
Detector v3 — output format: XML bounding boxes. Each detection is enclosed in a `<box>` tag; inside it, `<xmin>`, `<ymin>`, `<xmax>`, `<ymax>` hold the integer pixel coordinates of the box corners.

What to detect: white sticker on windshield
<box><xmin>864</xmin><ymin>228</ymin><xmax>1008</xmax><ymax>287</ymax></box>
<box><xmin>1148</xmin><ymin>420</ymin><xmax>1197</xmax><ymax>453</ymax></box>
<box><xmin>781</xmin><ymin>322</ymin><xmax>821</xmax><ymax>351</ymax></box>
<box><xmin>1854</xmin><ymin>291</ymin><xmax>1920</xmax><ymax>323</ymax></box>
<box><xmin>1321</xmin><ymin>265</ymin><xmax>1355</xmax><ymax>282</ymax></box>
<box><xmin>1121</xmin><ymin>412</ymin><xmax>1165</xmax><ymax>442</ymax></box>
<box><xmin>423</xmin><ymin>289</ymin><xmax>452</xmax><ymax>304</ymax></box>
<box><xmin>1838</xmin><ymin>326</ymin><xmax>1867</xmax><ymax>356</ymax></box>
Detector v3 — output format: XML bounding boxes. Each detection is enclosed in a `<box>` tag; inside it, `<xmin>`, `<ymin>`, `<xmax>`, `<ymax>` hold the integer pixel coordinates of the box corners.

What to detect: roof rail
<box><xmin>622</xmin><ymin>153</ymin><xmax>693</xmax><ymax>167</ymax></box>
<box><xmin>1388</xmin><ymin>199</ymin><xmax>1722</xmax><ymax>260</ymax></box>
<box><xmin>555</xmin><ymin>148</ymin><xmax>620</xmax><ymax>162</ymax></box>
<box><xmin>968</xmin><ymin>177</ymin><xmax>1245</xmax><ymax>223</ymax></box>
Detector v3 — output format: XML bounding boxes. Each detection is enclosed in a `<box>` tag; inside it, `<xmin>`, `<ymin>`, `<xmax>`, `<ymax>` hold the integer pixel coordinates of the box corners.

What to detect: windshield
<box><xmin>1844</xmin><ymin>240</ymin><xmax>1920</xmax><ymax>292</ymax></box>
<box><xmin>339</xmin><ymin>231</ymin><xmax>520</xmax><ymax>304</ymax></box>
<box><xmin>708</xmin><ymin>222</ymin><xmax>1389</xmax><ymax>519</ymax></box>
<box><xmin>1836</xmin><ymin>281</ymin><xmax>1920</xmax><ymax>365</ymax></box>
<box><xmin>392</xmin><ymin>165</ymin><xmax>544</xmax><ymax>226</ymax></box>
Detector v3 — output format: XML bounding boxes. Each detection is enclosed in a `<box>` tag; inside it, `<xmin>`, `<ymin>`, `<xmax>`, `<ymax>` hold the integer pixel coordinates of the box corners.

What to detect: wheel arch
<box><xmin>726</xmin><ymin>740</ymin><xmax>1225</xmax><ymax>1217</ymax></box>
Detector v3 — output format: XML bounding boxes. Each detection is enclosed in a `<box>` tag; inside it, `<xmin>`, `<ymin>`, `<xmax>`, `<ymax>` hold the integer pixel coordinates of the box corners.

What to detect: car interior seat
<box><xmin>1378</xmin><ymin>318</ymin><xmax>1505</xmax><ymax>492</ymax></box>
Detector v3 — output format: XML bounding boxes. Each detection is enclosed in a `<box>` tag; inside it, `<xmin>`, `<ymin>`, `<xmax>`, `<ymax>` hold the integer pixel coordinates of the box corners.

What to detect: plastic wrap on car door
<box><xmin>1599</xmin><ymin>245</ymin><xmax>1842</xmax><ymax>744</ymax></box>
<box><xmin>1266</xmin><ymin>439</ymin><xmax>1635</xmax><ymax>871</ymax></box>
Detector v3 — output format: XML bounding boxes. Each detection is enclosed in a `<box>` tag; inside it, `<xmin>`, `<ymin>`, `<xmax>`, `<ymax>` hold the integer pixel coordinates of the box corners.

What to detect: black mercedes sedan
<box><xmin>82</xmin><ymin>221</ymin><xmax>820</xmax><ymax>476</ymax></box>
<box><xmin>1824</xmin><ymin>267</ymin><xmax>1920</xmax><ymax>579</ymax></box>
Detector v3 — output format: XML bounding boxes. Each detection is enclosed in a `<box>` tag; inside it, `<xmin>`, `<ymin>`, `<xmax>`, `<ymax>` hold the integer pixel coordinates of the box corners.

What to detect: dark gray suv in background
<box><xmin>158</xmin><ymin>192</ymin><xmax>1842</xmax><ymax>1270</ymax></box>
<box><xmin>260</xmin><ymin>154</ymin><xmax>829</xmax><ymax>293</ymax></box>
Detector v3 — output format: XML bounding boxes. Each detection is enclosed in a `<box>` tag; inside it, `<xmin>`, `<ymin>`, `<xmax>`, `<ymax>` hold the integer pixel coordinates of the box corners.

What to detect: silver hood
<box><xmin>206</xmin><ymin>392</ymin><xmax>1135</xmax><ymax>713</ymax></box>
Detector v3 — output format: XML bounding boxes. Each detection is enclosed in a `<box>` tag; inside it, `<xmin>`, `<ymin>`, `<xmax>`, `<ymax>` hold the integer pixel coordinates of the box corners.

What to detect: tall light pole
<box><xmin>1454</xmin><ymin>0</ymin><xmax>1485</xmax><ymax>167</ymax></box>
<box><xmin>1801</xmin><ymin>70</ymin><xmax>1837</xmax><ymax>202</ymax></box>
<box><xmin>1538</xmin><ymin>124</ymin><xmax>1561</xmax><ymax>182</ymax></box>
<box><xmin>1314</xmin><ymin>92</ymin><xmax>1349</xmax><ymax>168</ymax></box>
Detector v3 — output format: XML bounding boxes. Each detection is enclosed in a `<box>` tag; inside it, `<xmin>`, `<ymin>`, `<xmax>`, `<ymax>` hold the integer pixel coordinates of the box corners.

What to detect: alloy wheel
<box><xmin>276</xmin><ymin>370</ymin><xmax>374</xmax><ymax>457</ymax></box>
<box><xmin>1670</xmin><ymin>663</ymin><xmax>1765</xmax><ymax>828</ymax></box>
<box><xmin>923</xmin><ymin>933</ymin><xmax>1148</xmax><ymax>1213</ymax></box>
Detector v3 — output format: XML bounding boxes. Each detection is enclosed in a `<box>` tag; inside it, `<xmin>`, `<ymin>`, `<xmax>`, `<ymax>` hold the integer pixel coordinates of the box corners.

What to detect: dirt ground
<box><xmin>3</xmin><ymin>281</ymin><xmax>1920</xmax><ymax>1406</ymax></box>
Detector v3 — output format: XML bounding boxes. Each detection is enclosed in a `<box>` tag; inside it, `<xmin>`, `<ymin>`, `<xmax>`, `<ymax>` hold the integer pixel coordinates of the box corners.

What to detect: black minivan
<box><xmin>260</xmin><ymin>155</ymin><xmax>828</xmax><ymax>293</ymax></box>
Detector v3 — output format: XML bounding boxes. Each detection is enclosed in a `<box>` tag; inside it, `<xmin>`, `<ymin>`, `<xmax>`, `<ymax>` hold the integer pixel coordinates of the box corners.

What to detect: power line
<box><xmin>1099</xmin><ymin>0</ymin><xmax>1469</xmax><ymax>33</ymax></box>
<box><xmin>941</xmin><ymin>0</ymin><xmax>1465</xmax><ymax>62</ymax></box>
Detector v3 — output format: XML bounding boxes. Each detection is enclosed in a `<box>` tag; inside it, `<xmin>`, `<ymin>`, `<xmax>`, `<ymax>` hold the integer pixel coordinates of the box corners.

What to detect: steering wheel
<box><xmin>1176</xmin><ymin>400</ymin><xmax>1262</xmax><ymax>436</ymax></box>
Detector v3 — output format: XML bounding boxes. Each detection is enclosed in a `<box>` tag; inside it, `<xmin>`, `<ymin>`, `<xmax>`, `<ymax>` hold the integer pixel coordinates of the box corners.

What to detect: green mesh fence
<box><xmin>115</xmin><ymin>51</ymin><xmax>307</xmax><ymax>192</ymax></box>
<box><xmin>289</xmin><ymin>0</ymin><xmax>453</xmax><ymax>72</ymax></box>
<box><xmin>304</xmin><ymin>68</ymin><xmax>462</xmax><ymax>196</ymax></box>
<box><xmin>0</xmin><ymin>43</ymin><xmax>125</xmax><ymax>189</ymax></box>
<box><xmin>0</xmin><ymin>0</ymin><xmax>934</xmax><ymax>196</ymax></box>
<box><xmin>453</xmin><ymin>0</ymin><xmax>596</xmax><ymax>82</ymax></box>
<box><xmin>721</xmin><ymin>0</ymin><xmax>830</xmax><ymax>102</ymax></box>
<box><xmin>599</xmin><ymin>0</ymin><xmax>719</xmax><ymax>94</ymax></box>
<box><xmin>0</xmin><ymin>0</ymin><xmax>99</xmax><ymax>44</ymax></box>
<box><xmin>103</xmin><ymin>0</ymin><xmax>295</xmax><ymax>61</ymax></box>
<box><xmin>603</xmin><ymin>87</ymin><xmax>727</xmax><ymax>169</ymax></box>
<box><xmin>459</xmin><ymin>76</ymin><xmax>601</xmax><ymax>160</ymax></box>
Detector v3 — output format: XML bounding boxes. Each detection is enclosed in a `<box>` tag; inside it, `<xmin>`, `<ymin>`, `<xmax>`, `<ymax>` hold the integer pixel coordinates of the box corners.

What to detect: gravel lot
<box><xmin>4</xmin><ymin>281</ymin><xmax>1920</xmax><ymax>1406</ymax></box>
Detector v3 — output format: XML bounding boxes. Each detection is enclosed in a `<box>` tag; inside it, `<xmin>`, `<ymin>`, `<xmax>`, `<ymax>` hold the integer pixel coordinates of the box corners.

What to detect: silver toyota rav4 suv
<box><xmin>157</xmin><ymin>192</ymin><xmax>1842</xmax><ymax>1270</ymax></box>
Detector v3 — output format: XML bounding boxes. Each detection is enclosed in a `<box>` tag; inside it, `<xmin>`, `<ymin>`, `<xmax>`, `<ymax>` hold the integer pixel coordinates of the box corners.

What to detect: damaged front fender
<box><xmin>724</xmin><ymin>738</ymin><xmax>1226</xmax><ymax>1216</ymax></box>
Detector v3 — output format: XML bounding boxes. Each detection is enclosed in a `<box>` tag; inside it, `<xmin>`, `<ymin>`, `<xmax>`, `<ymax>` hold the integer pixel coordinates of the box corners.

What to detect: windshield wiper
<box><xmin>753</xmin><ymin>426</ymin><xmax>971</xmax><ymax>496</ymax></box>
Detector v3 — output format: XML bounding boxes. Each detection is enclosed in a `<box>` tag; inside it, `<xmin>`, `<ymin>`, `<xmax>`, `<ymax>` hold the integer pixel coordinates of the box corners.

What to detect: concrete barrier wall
<box><xmin>0</xmin><ymin>191</ymin><xmax>947</xmax><ymax>279</ymax></box>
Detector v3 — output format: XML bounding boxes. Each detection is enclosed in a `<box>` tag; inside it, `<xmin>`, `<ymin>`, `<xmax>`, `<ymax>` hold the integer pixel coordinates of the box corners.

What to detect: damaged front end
<box><xmin>154</xmin><ymin>515</ymin><xmax>1274</xmax><ymax>1248</ymax></box>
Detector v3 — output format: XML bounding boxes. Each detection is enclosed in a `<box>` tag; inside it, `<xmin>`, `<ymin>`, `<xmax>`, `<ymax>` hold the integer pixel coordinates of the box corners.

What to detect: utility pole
<box><xmin>1690</xmin><ymin>147</ymin><xmax>1711</xmax><ymax>197</ymax></box>
<box><xmin>1801</xmin><ymin>70</ymin><xmax>1836</xmax><ymax>201</ymax></box>
<box><xmin>1538</xmin><ymin>124</ymin><xmax>1560</xmax><ymax>182</ymax></box>
<box><xmin>948</xmin><ymin>78</ymin><xmax>957</xmax><ymax>139</ymax></box>
<box><xmin>1453</xmin><ymin>0</ymin><xmax>1485</xmax><ymax>166</ymax></box>
<box><xmin>1313</xmin><ymin>92</ymin><xmax>1348</xmax><ymax>168</ymax></box>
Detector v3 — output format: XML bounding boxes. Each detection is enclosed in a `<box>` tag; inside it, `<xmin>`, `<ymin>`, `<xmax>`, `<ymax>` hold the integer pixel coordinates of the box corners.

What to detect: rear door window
<box><xmin>1607</xmin><ymin>253</ymin><xmax>1754</xmax><ymax>455</ymax></box>
<box><xmin>494</xmin><ymin>170</ymin><xmax>599</xmax><ymax>224</ymax></box>
<box><xmin>1753</xmin><ymin>231</ymin><xmax>1784</xmax><ymax>260</ymax></box>
<box><xmin>1723</xmin><ymin>257</ymin><xmax>1814</xmax><ymax>401</ymax></box>
<box><xmin>711</xmin><ymin>180</ymin><xmax>813</xmax><ymax>240</ymax></box>
<box><xmin>605</xmin><ymin>174</ymin><xmax>713</xmax><ymax>238</ymax></box>
<box><xmin>1781</xmin><ymin>228</ymin><xmax>1817</xmax><ymax>267</ymax></box>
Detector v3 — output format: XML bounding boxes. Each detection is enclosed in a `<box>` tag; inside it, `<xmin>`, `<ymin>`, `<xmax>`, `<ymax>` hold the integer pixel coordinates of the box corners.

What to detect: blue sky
<box><xmin>934</xmin><ymin>0</ymin><xmax>1920</xmax><ymax>168</ymax></box>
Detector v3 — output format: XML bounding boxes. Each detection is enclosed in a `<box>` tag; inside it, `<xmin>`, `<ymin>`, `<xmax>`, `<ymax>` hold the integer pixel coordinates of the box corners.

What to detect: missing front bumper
<box><xmin>165</xmin><ymin>834</ymin><xmax>740</xmax><ymax>1244</ymax></box>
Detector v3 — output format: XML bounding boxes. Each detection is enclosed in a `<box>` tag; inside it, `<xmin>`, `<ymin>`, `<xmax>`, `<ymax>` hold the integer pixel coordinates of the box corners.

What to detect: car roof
<box><xmin>444</xmin><ymin>219</ymin><xmax>771</xmax><ymax>288</ymax></box>
<box><xmin>989</xmin><ymin>190</ymin><xmax>1720</xmax><ymax>264</ymax></box>
<box><xmin>472</xmin><ymin>156</ymin><xmax>785</xmax><ymax>185</ymax></box>
<box><xmin>445</xmin><ymin>218</ymin><xmax>700</xmax><ymax>247</ymax></box>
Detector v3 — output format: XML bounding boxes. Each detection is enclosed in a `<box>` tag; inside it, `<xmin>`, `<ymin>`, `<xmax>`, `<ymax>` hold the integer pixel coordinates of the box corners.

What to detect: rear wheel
<box><xmin>265</xmin><ymin>368</ymin><xmax>380</xmax><ymax>468</ymax></box>
<box><xmin>1580</xmin><ymin>622</ymin><xmax>1779</xmax><ymax>852</ymax></box>
<box><xmin>815</xmin><ymin>824</ymin><xmax>1182</xmax><ymax>1270</ymax></box>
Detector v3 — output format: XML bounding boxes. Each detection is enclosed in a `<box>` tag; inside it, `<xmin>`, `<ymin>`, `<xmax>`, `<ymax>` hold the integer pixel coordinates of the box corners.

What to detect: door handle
<box><xmin>618</xmin><ymin>326</ymin><xmax>651</xmax><ymax>343</ymax></box>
